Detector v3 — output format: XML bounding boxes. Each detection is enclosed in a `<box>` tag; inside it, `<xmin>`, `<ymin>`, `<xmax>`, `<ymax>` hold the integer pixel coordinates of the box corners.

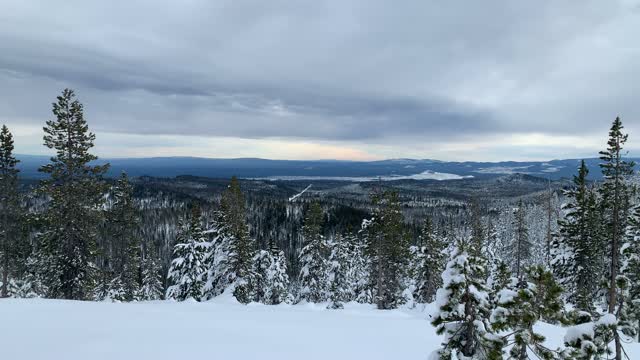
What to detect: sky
<box><xmin>1</xmin><ymin>0</ymin><xmax>639</xmax><ymax>161</ymax></box>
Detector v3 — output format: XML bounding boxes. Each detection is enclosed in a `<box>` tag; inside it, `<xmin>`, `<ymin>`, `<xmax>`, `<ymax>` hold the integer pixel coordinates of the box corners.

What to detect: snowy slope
<box><xmin>0</xmin><ymin>298</ymin><xmax>638</xmax><ymax>359</ymax></box>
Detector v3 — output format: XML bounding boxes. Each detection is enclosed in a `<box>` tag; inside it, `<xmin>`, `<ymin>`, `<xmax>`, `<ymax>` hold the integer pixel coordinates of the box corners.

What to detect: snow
<box><xmin>288</xmin><ymin>184</ymin><xmax>312</xmax><ymax>202</ymax></box>
<box><xmin>564</xmin><ymin>322</ymin><xmax>595</xmax><ymax>344</ymax></box>
<box><xmin>596</xmin><ymin>313</ymin><xmax>618</xmax><ymax>326</ymax></box>
<box><xmin>0</xmin><ymin>299</ymin><xmax>638</xmax><ymax>360</ymax></box>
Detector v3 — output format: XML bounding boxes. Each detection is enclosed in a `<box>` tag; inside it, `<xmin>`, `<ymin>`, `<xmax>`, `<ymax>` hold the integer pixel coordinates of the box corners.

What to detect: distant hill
<box><xmin>15</xmin><ymin>155</ymin><xmax>638</xmax><ymax>181</ymax></box>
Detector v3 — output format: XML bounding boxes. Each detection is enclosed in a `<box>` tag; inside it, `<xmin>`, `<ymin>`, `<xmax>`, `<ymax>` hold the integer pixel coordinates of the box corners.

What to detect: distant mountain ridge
<box><xmin>15</xmin><ymin>155</ymin><xmax>638</xmax><ymax>181</ymax></box>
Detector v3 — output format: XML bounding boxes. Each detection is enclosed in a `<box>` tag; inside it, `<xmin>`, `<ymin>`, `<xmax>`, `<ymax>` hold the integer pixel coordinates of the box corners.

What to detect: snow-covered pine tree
<box><xmin>266</xmin><ymin>241</ymin><xmax>290</xmax><ymax>305</ymax></box>
<box><xmin>470</xmin><ymin>200</ymin><xmax>485</xmax><ymax>257</ymax></box>
<box><xmin>106</xmin><ymin>275</ymin><xmax>127</xmax><ymax>302</ymax></box>
<box><xmin>223</xmin><ymin>177</ymin><xmax>255</xmax><ymax>303</ymax></box>
<box><xmin>7</xmin><ymin>278</ymin><xmax>37</xmax><ymax>298</ymax></box>
<box><xmin>345</xmin><ymin>231</ymin><xmax>369</xmax><ymax>303</ymax></box>
<box><xmin>92</xmin><ymin>268</ymin><xmax>112</xmax><ymax>301</ymax></box>
<box><xmin>488</xmin><ymin>260</ymin><xmax>511</xmax><ymax>307</ymax></box>
<box><xmin>413</xmin><ymin>217</ymin><xmax>447</xmax><ymax>304</ymax></box>
<box><xmin>485</xmin><ymin>221</ymin><xmax>501</xmax><ymax>266</ymax></box>
<box><xmin>106</xmin><ymin>172</ymin><xmax>142</xmax><ymax>301</ymax></box>
<box><xmin>563</xmin><ymin>312</ymin><xmax>621</xmax><ymax>359</ymax></box>
<box><xmin>598</xmin><ymin>116</ymin><xmax>635</xmax><ymax>360</ymax></box>
<box><xmin>364</xmin><ymin>190</ymin><xmax>410</xmax><ymax>310</ymax></box>
<box><xmin>251</xmin><ymin>240</ymin><xmax>291</xmax><ymax>305</ymax></box>
<box><xmin>406</xmin><ymin>244</ymin><xmax>421</xmax><ymax>305</ymax></box>
<box><xmin>431</xmin><ymin>240</ymin><xmax>504</xmax><ymax>360</ymax></box>
<box><xmin>0</xmin><ymin>125</ymin><xmax>23</xmax><ymax>298</ymax></box>
<box><xmin>327</xmin><ymin>234</ymin><xmax>349</xmax><ymax>309</ymax></box>
<box><xmin>623</xmin><ymin>205</ymin><xmax>640</xmax><ymax>342</ymax></box>
<box><xmin>552</xmin><ymin>160</ymin><xmax>600</xmax><ymax>313</ymax></box>
<box><xmin>298</xmin><ymin>201</ymin><xmax>328</xmax><ymax>303</ymax></box>
<box><xmin>252</xmin><ymin>249</ymin><xmax>272</xmax><ymax>303</ymax></box>
<box><xmin>139</xmin><ymin>246</ymin><xmax>164</xmax><ymax>301</ymax></box>
<box><xmin>201</xmin><ymin>210</ymin><xmax>224</xmax><ymax>299</ymax></box>
<box><xmin>37</xmin><ymin>89</ymin><xmax>109</xmax><ymax>300</ymax></box>
<box><xmin>166</xmin><ymin>205</ymin><xmax>208</xmax><ymax>301</ymax></box>
<box><xmin>491</xmin><ymin>265</ymin><xmax>564</xmax><ymax>360</ymax></box>
<box><xmin>511</xmin><ymin>200</ymin><xmax>532</xmax><ymax>280</ymax></box>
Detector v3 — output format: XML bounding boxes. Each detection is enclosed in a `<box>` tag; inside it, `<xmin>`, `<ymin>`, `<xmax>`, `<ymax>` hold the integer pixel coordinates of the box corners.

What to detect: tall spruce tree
<box><xmin>413</xmin><ymin>217</ymin><xmax>447</xmax><ymax>303</ymax></box>
<box><xmin>470</xmin><ymin>200</ymin><xmax>485</xmax><ymax>257</ymax></box>
<box><xmin>139</xmin><ymin>245</ymin><xmax>164</xmax><ymax>301</ymax></box>
<box><xmin>105</xmin><ymin>172</ymin><xmax>142</xmax><ymax>301</ymax></box>
<box><xmin>345</xmin><ymin>232</ymin><xmax>369</xmax><ymax>303</ymax></box>
<box><xmin>512</xmin><ymin>200</ymin><xmax>532</xmax><ymax>280</ymax></box>
<box><xmin>431</xmin><ymin>241</ymin><xmax>503</xmax><ymax>360</ymax></box>
<box><xmin>252</xmin><ymin>249</ymin><xmax>272</xmax><ymax>303</ymax></box>
<box><xmin>166</xmin><ymin>205</ymin><xmax>208</xmax><ymax>301</ymax></box>
<box><xmin>265</xmin><ymin>242</ymin><xmax>290</xmax><ymax>305</ymax></box>
<box><xmin>598</xmin><ymin>117</ymin><xmax>635</xmax><ymax>360</ymax></box>
<box><xmin>365</xmin><ymin>190</ymin><xmax>410</xmax><ymax>309</ymax></box>
<box><xmin>552</xmin><ymin>160</ymin><xmax>599</xmax><ymax>312</ymax></box>
<box><xmin>297</xmin><ymin>201</ymin><xmax>328</xmax><ymax>303</ymax></box>
<box><xmin>623</xmin><ymin>206</ymin><xmax>640</xmax><ymax>342</ymax></box>
<box><xmin>0</xmin><ymin>125</ymin><xmax>22</xmax><ymax>298</ymax></box>
<box><xmin>37</xmin><ymin>89</ymin><xmax>109</xmax><ymax>300</ymax></box>
<box><xmin>326</xmin><ymin>234</ymin><xmax>349</xmax><ymax>309</ymax></box>
<box><xmin>203</xmin><ymin>177</ymin><xmax>255</xmax><ymax>303</ymax></box>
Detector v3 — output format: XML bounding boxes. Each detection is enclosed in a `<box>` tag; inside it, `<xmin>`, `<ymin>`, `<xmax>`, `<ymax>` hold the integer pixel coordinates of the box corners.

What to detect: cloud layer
<box><xmin>1</xmin><ymin>0</ymin><xmax>639</xmax><ymax>160</ymax></box>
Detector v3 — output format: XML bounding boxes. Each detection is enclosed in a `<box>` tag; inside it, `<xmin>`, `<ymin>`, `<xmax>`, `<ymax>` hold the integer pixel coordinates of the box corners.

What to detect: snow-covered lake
<box><xmin>1</xmin><ymin>297</ymin><xmax>638</xmax><ymax>359</ymax></box>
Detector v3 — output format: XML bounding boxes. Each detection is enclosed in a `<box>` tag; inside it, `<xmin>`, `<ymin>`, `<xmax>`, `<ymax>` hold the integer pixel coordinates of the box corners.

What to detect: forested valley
<box><xmin>1</xmin><ymin>89</ymin><xmax>639</xmax><ymax>359</ymax></box>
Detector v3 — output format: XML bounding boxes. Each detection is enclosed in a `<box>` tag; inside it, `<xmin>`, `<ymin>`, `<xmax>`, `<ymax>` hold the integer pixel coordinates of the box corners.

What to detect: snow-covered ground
<box><xmin>1</xmin><ymin>297</ymin><xmax>638</xmax><ymax>359</ymax></box>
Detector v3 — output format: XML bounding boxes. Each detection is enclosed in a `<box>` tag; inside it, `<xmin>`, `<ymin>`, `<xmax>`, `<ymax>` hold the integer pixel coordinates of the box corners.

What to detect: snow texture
<box><xmin>0</xmin><ymin>299</ymin><xmax>638</xmax><ymax>360</ymax></box>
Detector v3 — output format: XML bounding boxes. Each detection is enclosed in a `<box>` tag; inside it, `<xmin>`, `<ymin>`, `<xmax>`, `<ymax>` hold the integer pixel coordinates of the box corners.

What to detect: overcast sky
<box><xmin>1</xmin><ymin>1</ymin><xmax>639</xmax><ymax>161</ymax></box>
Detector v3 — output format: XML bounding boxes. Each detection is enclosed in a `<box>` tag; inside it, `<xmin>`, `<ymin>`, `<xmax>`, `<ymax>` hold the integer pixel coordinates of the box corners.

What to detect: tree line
<box><xmin>0</xmin><ymin>89</ymin><xmax>639</xmax><ymax>359</ymax></box>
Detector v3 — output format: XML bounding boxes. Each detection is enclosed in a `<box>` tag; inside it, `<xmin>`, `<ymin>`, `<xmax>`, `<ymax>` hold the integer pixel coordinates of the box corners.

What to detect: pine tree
<box><xmin>251</xmin><ymin>241</ymin><xmax>291</xmax><ymax>305</ymax></box>
<box><xmin>265</xmin><ymin>242</ymin><xmax>290</xmax><ymax>305</ymax></box>
<box><xmin>598</xmin><ymin>116</ymin><xmax>635</xmax><ymax>360</ymax></box>
<box><xmin>552</xmin><ymin>160</ymin><xmax>599</xmax><ymax>313</ymax></box>
<box><xmin>202</xmin><ymin>177</ymin><xmax>256</xmax><ymax>303</ymax></box>
<box><xmin>0</xmin><ymin>125</ymin><xmax>23</xmax><ymax>298</ymax></box>
<box><xmin>298</xmin><ymin>201</ymin><xmax>328</xmax><ymax>303</ymax></box>
<box><xmin>37</xmin><ymin>89</ymin><xmax>109</xmax><ymax>300</ymax></box>
<box><xmin>431</xmin><ymin>242</ymin><xmax>504</xmax><ymax>360</ymax></box>
<box><xmin>488</xmin><ymin>260</ymin><xmax>511</xmax><ymax>307</ymax></box>
<box><xmin>512</xmin><ymin>200</ymin><xmax>532</xmax><ymax>280</ymax></box>
<box><xmin>106</xmin><ymin>275</ymin><xmax>126</xmax><ymax>302</ymax></box>
<box><xmin>327</xmin><ymin>235</ymin><xmax>349</xmax><ymax>309</ymax></box>
<box><xmin>623</xmin><ymin>206</ymin><xmax>640</xmax><ymax>342</ymax></box>
<box><xmin>139</xmin><ymin>246</ymin><xmax>164</xmax><ymax>301</ymax></box>
<box><xmin>106</xmin><ymin>172</ymin><xmax>142</xmax><ymax>301</ymax></box>
<box><xmin>166</xmin><ymin>206</ymin><xmax>208</xmax><ymax>301</ymax></box>
<box><xmin>470</xmin><ymin>200</ymin><xmax>485</xmax><ymax>257</ymax></box>
<box><xmin>414</xmin><ymin>217</ymin><xmax>447</xmax><ymax>303</ymax></box>
<box><xmin>346</xmin><ymin>232</ymin><xmax>369</xmax><ymax>303</ymax></box>
<box><xmin>491</xmin><ymin>266</ymin><xmax>564</xmax><ymax>359</ymax></box>
<box><xmin>252</xmin><ymin>249</ymin><xmax>272</xmax><ymax>303</ymax></box>
<box><xmin>563</xmin><ymin>312</ymin><xmax>621</xmax><ymax>359</ymax></box>
<box><xmin>223</xmin><ymin>177</ymin><xmax>255</xmax><ymax>303</ymax></box>
<box><xmin>364</xmin><ymin>190</ymin><xmax>410</xmax><ymax>309</ymax></box>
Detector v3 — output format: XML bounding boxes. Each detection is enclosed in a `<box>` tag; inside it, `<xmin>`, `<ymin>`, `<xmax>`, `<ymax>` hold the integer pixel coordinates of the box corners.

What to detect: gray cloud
<box><xmin>1</xmin><ymin>0</ymin><xmax>639</xmax><ymax>159</ymax></box>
